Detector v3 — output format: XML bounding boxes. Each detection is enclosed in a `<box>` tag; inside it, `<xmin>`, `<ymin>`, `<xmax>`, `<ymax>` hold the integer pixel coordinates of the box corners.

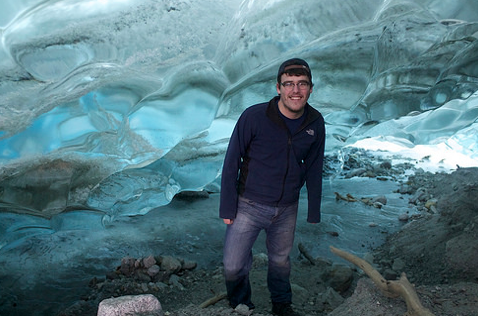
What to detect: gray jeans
<box><xmin>223</xmin><ymin>196</ymin><xmax>298</xmax><ymax>307</ymax></box>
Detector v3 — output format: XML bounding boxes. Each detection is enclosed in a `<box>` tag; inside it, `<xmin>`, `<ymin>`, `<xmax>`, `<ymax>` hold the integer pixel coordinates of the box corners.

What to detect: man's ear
<box><xmin>276</xmin><ymin>82</ymin><xmax>281</xmax><ymax>95</ymax></box>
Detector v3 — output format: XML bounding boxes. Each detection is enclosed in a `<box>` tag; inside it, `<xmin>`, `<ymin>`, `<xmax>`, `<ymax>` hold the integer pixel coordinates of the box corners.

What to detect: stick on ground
<box><xmin>199</xmin><ymin>292</ymin><xmax>227</xmax><ymax>308</ymax></box>
<box><xmin>330</xmin><ymin>246</ymin><xmax>435</xmax><ymax>316</ymax></box>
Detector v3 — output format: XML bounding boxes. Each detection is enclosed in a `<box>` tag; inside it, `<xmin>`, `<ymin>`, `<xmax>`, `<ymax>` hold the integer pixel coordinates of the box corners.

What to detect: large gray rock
<box><xmin>97</xmin><ymin>294</ymin><xmax>163</xmax><ymax>316</ymax></box>
<box><xmin>446</xmin><ymin>232</ymin><xmax>478</xmax><ymax>280</ymax></box>
<box><xmin>160</xmin><ymin>256</ymin><xmax>182</xmax><ymax>274</ymax></box>
<box><xmin>323</xmin><ymin>264</ymin><xmax>354</xmax><ymax>293</ymax></box>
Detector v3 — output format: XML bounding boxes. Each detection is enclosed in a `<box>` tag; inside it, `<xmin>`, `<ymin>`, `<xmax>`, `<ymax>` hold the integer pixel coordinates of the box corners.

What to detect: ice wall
<box><xmin>0</xmin><ymin>0</ymin><xmax>478</xmax><ymax>249</ymax></box>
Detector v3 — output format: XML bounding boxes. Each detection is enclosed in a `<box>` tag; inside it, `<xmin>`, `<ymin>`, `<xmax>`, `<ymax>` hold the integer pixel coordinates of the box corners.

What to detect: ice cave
<box><xmin>1</xmin><ymin>0</ymin><xmax>477</xmax><ymax>315</ymax></box>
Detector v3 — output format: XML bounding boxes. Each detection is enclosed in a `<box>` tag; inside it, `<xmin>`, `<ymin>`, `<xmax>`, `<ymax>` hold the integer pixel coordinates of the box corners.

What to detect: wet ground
<box><xmin>0</xmin><ymin>175</ymin><xmax>413</xmax><ymax>316</ymax></box>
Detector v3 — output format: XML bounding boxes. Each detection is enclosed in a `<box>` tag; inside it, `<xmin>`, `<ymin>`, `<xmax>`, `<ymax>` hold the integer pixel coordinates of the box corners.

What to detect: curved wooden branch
<box><xmin>330</xmin><ymin>246</ymin><xmax>434</xmax><ymax>316</ymax></box>
<box><xmin>199</xmin><ymin>292</ymin><xmax>227</xmax><ymax>308</ymax></box>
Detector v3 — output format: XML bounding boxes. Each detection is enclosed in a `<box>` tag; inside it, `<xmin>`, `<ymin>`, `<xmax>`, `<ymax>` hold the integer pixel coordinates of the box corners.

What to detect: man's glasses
<box><xmin>280</xmin><ymin>81</ymin><xmax>311</xmax><ymax>90</ymax></box>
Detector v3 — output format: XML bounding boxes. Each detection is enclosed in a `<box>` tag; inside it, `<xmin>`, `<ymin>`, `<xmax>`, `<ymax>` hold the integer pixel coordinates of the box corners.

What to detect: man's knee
<box><xmin>268</xmin><ymin>255</ymin><xmax>290</xmax><ymax>269</ymax></box>
<box><xmin>224</xmin><ymin>265</ymin><xmax>247</xmax><ymax>281</ymax></box>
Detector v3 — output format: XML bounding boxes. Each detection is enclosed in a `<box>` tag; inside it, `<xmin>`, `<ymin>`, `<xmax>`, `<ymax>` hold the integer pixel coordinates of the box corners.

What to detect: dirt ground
<box><xmin>58</xmin><ymin>166</ymin><xmax>478</xmax><ymax>316</ymax></box>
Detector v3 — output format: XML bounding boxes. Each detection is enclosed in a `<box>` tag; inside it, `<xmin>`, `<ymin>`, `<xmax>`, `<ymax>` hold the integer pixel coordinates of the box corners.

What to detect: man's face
<box><xmin>276</xmin><ymin>73</ymin><xmax>313</xmax><ymax>119</ymax></box>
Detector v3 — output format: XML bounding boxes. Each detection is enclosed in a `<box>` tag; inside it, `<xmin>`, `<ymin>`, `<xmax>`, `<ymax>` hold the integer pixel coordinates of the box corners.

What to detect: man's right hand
<box><xmin>223</xmin><ymin>219</ymin><xmax>234</xmax><ymax>225</ymax></box>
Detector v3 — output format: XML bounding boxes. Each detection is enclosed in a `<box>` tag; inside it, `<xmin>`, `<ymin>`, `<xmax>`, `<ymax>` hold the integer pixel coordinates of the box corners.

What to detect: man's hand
<box><xmin>223</xmin><ymin>219</ymin><xmax>234</xmax><ymax>225</ymax></box>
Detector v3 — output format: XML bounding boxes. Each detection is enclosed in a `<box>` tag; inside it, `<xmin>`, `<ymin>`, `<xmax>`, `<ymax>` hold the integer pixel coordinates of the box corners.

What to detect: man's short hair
<box><xmin>277</xmin><ymin>58</ymin><xmax>312</xmax><ymax>84</ymax></box>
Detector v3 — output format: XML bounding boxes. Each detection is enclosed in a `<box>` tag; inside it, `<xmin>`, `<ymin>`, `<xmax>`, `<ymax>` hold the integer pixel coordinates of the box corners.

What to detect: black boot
<box><xmin>272</xmin><ymin>303</ymin><xmax>301</xmax><ymax>316</ymax></box>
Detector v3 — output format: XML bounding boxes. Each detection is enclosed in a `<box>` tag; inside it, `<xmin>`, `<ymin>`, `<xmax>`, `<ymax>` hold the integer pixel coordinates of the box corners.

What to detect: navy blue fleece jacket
<box><xmin>219</xmin><ymin>96</ymin><xmax>325</xmax><ymax>223</ymax></box>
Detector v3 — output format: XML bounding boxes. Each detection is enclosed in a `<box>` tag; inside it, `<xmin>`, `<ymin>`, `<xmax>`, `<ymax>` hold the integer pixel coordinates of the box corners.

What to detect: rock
<box><xmin>106</xmin><ymin>271</ymin><xmax>119</xmax><ymax>280</ymax></box>
<box><xmin>425</xmin><ymin>198</ymin><xmax>438</xmax><ymax>210</ymax></box>
<box><xmin>316</xmin><ymin>287</ymin><xmax>345</xmax><ymax>312</ymax></box>
<box><xmin>154</xmin><ymin>282</ymin><xmax>169</xmax><ymax>291</ymax></box>
<box><xmin>148</xmin><ymin>282</ymin><xmax>159</xmax><ymax>291</ymax></box>
<box><xmin>147</xmin><ymin>264</ymin><xmax>160</xmax><ymax>277</ymax></box>
<box><xmin>392</xmin><ymin>258</ymin><xmax>406</xmax><ymax>272</ymax></box>
<box><xmin>364</xmin><ymin>170</ymin><xmax>376</xmax><ymax>178</ymax></box>
<box><xmin>160</xmin><ymin>256</ymin><xmax>182</xmax><ymax>274</ymax></box>
<box><xmin>120</xmin><ymin>257</ymin><xmax>136</xmax><ymax>277</ymax></box>
<box><xmin>143</xmin><ymin>255</ymin><xmax>157</xmax><ymax>269</ymax></box>
<box><xmin>346</xmin><ymin>168</ymin><xmax>367</xmax><ymax>178</ymax></box>
<box><xmin>398</xmin><ymin>213</ymin><xmax>409</xmax><ymax>222</ymax></box>
<box><xmin>97</xmin><ymin>294</ymin><xmax>163</xmax><ymax>316</ymax></box>
<box><xmin>154</xmin><ymin>270</ymin><xmax>171</xmax><ymax>283</ymax></box>
<box><xmin>372</xmin><ymin>201</ymin><xmax>383</xmax><ymax>208</ymax></box>
<box><xmin>379</xmin><ymin>161</ymin><xmax>392</xmax><ymax>169</ymax></box>
<box><xmin>234</xmin><ymin>304</ymin><xmax>253</xmax><ymax>315</ymax></box>
<box><xmin>409</xmin><ymin>188</ymin><xmax>427</xmax><ymax>204</ymax></box>
<box><xmin>445</xmin><ymin>233</ymin><xmax>478</xmax><ymax>280</ymax></box>
<box><xmin>169</xmin><ymin>274</ymin><xmax>185</xmax><ymax>290</ymax></box>
<box><xmin>383</xmin><ymin>268</ymin><xmax>398</xmax><ymax>280</ymax></box>
<box><xmin>398</xmin><ymin>183</ymin><xmax>413</xmax><ymax>194</ymax></box>
<box><xmin>326</xmin><ymin>231</ymin><xmax>339</xmax><ymax>237</ymax></box>
<box><xmin>181</xmin><ymin>260</ymin><xmax>197</xmax><ymax>271</ymax></box>
<box><xmin>315</xmin><ymin>257</ymin><xmax>333</xmax><ymax>269</ymax></box>
<box><xmin>373</xmin><ymin>196</ymin><xmax>387</xmax><ymax>205</ymax></box>
<box><xmin>324</xmin><ymin>264</ymin><xmax>354</xmax><ymax>293</ymax></box>
<box><xmin>135</xmin><ymin>270</ymin><xmax>152</xmax><ymax>282</ymax></box>
<box><xmin>291</xmin><ymin>283</ymin><xmax>309</xmax><ymax>303</ymax></box>
<box><xmin>379</xmin><ymin>258</ymin><xmax>392</xmax><ymax>267</ymax></box>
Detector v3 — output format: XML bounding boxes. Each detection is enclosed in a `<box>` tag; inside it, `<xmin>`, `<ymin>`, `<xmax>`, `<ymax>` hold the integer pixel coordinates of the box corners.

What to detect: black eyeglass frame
<box><xmin>280</xmin><ymin>81</ymin><xmax>312</xmax><ymax>89</ymax></box>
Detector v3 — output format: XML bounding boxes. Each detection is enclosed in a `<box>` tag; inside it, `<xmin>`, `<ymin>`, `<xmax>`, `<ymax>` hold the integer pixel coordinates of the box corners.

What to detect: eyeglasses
<box><xmin>280</xmin><ymin>81</ymin><xmax>311</xmax><ymax>90</ymax></box>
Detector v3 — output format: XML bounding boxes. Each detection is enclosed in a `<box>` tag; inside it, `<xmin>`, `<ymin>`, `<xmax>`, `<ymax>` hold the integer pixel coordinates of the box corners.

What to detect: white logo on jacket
<box><xmin>306</xmin><ymin>129</ymin><xmax>314</xmax><ymax>136</ymax></box>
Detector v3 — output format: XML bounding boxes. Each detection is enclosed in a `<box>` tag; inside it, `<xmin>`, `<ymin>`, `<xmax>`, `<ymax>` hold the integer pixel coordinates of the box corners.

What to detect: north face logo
<box><xmin>306</xmin><ymin>129</ymin><xmax>314</xmax><ymax>136</ymax></box>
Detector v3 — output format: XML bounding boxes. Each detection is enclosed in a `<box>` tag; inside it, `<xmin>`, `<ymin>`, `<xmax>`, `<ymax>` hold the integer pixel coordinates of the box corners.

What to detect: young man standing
<box><xmin>219</xmin><ymin>58</ymin><xmax>325</xmax><ymax>316</ymax></box>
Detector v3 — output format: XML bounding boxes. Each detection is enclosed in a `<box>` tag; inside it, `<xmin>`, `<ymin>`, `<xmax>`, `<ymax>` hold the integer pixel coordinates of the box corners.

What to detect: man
<box><xmin>219</xmin><ymin>58</ymin><xmax>326</xmax><ymax>316</ymax></box>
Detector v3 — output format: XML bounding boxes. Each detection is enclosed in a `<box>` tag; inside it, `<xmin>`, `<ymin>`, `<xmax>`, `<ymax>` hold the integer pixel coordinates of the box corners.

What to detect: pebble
<box><xmin>234</xmin><ymin>304</ymin><xmax>253</xmax><ymax>316</ymax></box>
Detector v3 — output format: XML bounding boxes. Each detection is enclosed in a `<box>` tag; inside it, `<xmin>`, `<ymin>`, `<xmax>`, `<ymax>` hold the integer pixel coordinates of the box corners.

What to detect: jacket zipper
<box><xmin>277</xmin><ymin>133</ymin><xmax>292</xmax><ymax>205</ymax></box>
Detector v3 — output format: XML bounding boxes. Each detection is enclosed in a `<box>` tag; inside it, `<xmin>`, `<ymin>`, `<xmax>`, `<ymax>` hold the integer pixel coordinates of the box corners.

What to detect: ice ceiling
<box><xmin>1</xmin><ymin>0</ymin><xmax>478</xmax><ymax>249</ymax></box>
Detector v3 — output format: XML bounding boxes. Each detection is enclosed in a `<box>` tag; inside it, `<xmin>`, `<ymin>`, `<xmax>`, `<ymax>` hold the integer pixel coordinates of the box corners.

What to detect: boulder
<box><xmin>97</xmin><ymin>294</ymin><xmax>163</xmax><ymax>316</ymax></box>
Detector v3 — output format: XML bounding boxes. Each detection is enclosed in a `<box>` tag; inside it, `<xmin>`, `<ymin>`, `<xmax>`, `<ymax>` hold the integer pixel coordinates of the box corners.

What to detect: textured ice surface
<box><xmin>0</xmin><ymin>0</ymin><xmax>477</xmax><ymax>248</ymax></box>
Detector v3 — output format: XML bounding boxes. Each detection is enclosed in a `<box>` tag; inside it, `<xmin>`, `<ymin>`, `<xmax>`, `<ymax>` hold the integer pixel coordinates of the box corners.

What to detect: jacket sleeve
<box><xmin>305</xmin><ymin>118</ymin><xmax>326</xmax><ymax>223</ymax></box>
<box><xmin>219</xmin><ymin>112</ymin><xmax>253</xmax><ymax>219</ymax></box>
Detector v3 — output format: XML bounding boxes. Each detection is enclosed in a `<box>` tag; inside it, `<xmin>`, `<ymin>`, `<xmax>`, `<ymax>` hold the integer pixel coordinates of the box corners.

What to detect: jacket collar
<box><xmin>266</xmin><ymin>96</ymin><xmax>321</xmax><ymax>131</ymax></box>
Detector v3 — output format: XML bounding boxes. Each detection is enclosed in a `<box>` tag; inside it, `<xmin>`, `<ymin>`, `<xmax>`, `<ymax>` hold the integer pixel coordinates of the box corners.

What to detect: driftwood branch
<box><xmin>334</xmin><ymin>192</ymin><xmax>357</xmax><ymax>202</ymax></box>
<box><xmin>330</xmin><ymin>246</ymin><xmax>434</xmax><ymax>316</ymax></box>
<box><xmin>199</xmin><ymin>292</ymin><xmax>227</xmax><ymax>308</ymax></box>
